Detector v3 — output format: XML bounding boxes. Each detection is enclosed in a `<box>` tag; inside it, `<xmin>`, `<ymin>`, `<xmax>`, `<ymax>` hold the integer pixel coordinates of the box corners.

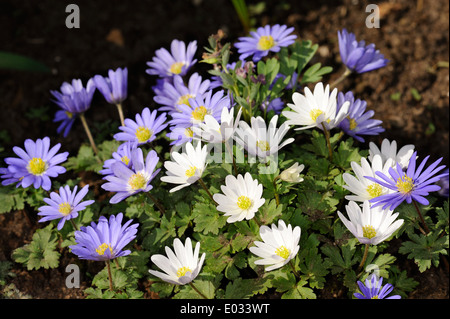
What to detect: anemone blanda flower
<box><xmin>438</xmin><ymin>169</ymin><xmax>449</xmax><ymax>197</ymax></box>
<box><xmin>160</xmin><ymin>141</ymin><xmax>208</xmax><ymax>193</ymax></box>
<box><xmin>337</xmin><ymin>91</ymin><xmax>384</xmax><ymax>142</ymax></box>
<box><xmin>167</xmin><ymin>124</ymin><xmax>194</xmax><ymax>146</ymax></box>
<box><xmin>1</xmin><ymin>137</ymin><xmax>68</xmax><ymax>191</ymax></box>
<box><xmin>101</xmin><ymin>148</ymin><xmax>160</xmax><ymax>204</ymax></box>
<box><xmin>260</xmin><ymin>97</ymin><xmax>284</xmax><ymax>115</ymax></box>
<box><xmin>50</xmin><ymin>78</ymin><xmax>96</xmax><ymax>114</ymax></box>
<box><xmin>354</xmin><ymin>274</ymin><xmax>401</xmax><ymax>299</ymax></box>
<box><xmin>343</xmin><ymin>154</ymin><xmax>394</xmax><ymax>203</ymax></box>
<box><xmin>235</xmin><ymin>24</ymin><xmax>297</xmax><ymax>62</ymax></box>
<box><xmin>337</xmin><ymin>29</ymin><xmax>389</xmax><ymax>74</ymax></box>
<box><xmin>213</xmin><ymin>172</ymin><xmax>265</xmax><ymax>223</ymax></box>
<box><xmin>169</xmin><ymin>90</ymin><xmax>230</xmax><ymax>128</ymax></box>
<box><xmin>146</xmin><ymin>39</ymin><xmax>197</xmax><ymax>78</ymax></box>
<box><xmin>38</xmin><ymin>184</ymin><xmax>94</xmax><ymax>230</ymax></box>
<box><xmin>54</xmin><ymin>109</ymin><xmax>76</xmax><ymax>137</ymax></box>
<box><xmin>153</xmin><ymin>73</ymin><xmax>210</xmax><ymax>114</ymax></box>
<box><xmin>93</xmin><ymin>67</ymin><xmax>127</xmax><ymax>108</ymax></box>
<box><xmin>279</xmin><ymin>162</ymin><xmax>305</xmax><ymax>183</ymax></box>
<box><xmin>148</xmin><ymin>237</ymin><xmax>206</xmax><ymax>285</ymax></box>
<box><xmin>99</xmin><ymin>141</ymin><xmax>138</xmax><ymax>177</ymax></box>
<box><xmin>249</xmin><ymin>219</ymin><xmax>301</xmax><ymax>271</ymax></box>
<box><xmin>193</xmin><ymin>106</ymin><xmax>242</xmax><ymax>144</ymax></box>
<box><xmin>282</xmin><ymin>82</ymin><xmax>350</xmax><ymax>131</ymax></box>
<box><xmin>338</xmin><ymin>200</ymin><xmax>404</xmax><ymax>245</ymax></box>
<box><xmin>69</xmin><ymin>213</ymin><xmax>138</xmax><ymax>261</ymax></box>
<box><xmin>113</xmin><ymin>107</ymin><xmax>168</xmax><ymax>145</ymax></box>
<box><xmin>234</xmin><ymin>115</ymin><xmax>294</xmax><ymax>159</ymax></box>
<box><xmin>365</xmin><ymin>152</ymin><xmax>448</xmax><ymax>210</ymax></box>
<box><xmin>368</xmin><ymin>138</ymin><xmax>415</xmax><ymax>170</ymax></box>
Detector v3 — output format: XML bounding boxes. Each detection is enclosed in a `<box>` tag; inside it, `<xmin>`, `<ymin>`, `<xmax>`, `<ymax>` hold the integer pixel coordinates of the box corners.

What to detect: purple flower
<box><xmin>38</xmin><ymin>184</ymin><xmax>95</xmax><ymax>230</ymax></box>
<box><xmin>437</xmin><ymin>169</ymin><xmax>449</xmax><ymax>197</ymax></box>
<box><xmin>113</xmin><ymin>108</ymin><xmax>168</xmax><ymax>145</ymax></box>
<box><xmin>53</xmin><ymin>110</ymin><xmax>76</xmax><ymax>137</ymax></box>
<box><xmin>354</xmin><ymin>274</ymin><xmax>401</xmax><ymax>299</ymax></box>
<box><xmin>93</xmin><ymin>67</ymin><xmax>128</xmax><ymax>105</ymax></box>
<box><xmin>235</xmin><ymin>24</ymin><xmax>297</xmax><ymax>62</ymax></box>
<box><xmin>365</xmin><ymin>152</ymin><xmax>448</xmax><ymax>210</ymax></box>
<box><xmin>146</xmin><ymin>39</ymin><xmax>197</xmax><ymax>78</ymax></box>
<box><xmin>337</xmin><ymin>91</ymin><xmax>384</xmax><ymax>142</ymax></box>
<box><xmin>153</xmin><ymin>73</ymin><xmax>210</xmax><ymax>114</ymax></box>
<box><xmin>101</xmin><ymin>148</ymin><xmax>160</xmax><ymax>204</ymax></box>
<box><xmin>337</xmin><ymin>29</ymin><xmax>389</xmax><ymax>74</ymax></box>
<box><xmin>1</xmin><ymin>137</ymin><xmax>68</xmax><ymax>191</ymax></box>
<box><xmin>260</xmin><ymin>97</ymin><xmax>284</xmax><ymax>114</ymax></box>
<box><xmin>99</xmin><ymin>141</ymin><xmax>138</xmax><ymax>177</ymax></box>
<box><xmin>69</xmin><ymin>213</ymin><xmax>138</xmax><ymax>261</ymax></box>
<box><xmin>167</xmin><ymin>124</ymin><xmax>194</xmax><ymax>146</ymax></box>
<box><xmin>50</xmin><ymin>78</ymin><xmax>96</xmax><ymax>114</ymax></box>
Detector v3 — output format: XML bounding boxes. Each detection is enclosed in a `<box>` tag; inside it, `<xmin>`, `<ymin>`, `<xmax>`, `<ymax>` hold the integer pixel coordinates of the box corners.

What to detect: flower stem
<box><xmin>198</xmin><ymin>178</ymin><xmax>217</xmax><ymax>205</ymax></box>
<box><xmin>189</xmin><ymin>281</ymin><xmax>208</xmax><ymax>299</ymax></box>
<box><xmin>357</xmin><ymin>244</ymin><xmax>370</xmax><ymax>272</ymax></box>
<box><xmin>330</xmin><ymin>67</ymin><xmax>352</xmax><ymax>90</ymax></box>
<box><xmin>106</xmin><ymin>259</ymin><xmax>114</xmax><ymax>291</ymax></box>
<box><xmin>289</xmin><ymin>260</ymin><xmax>301</xmax><ymax>279</ymax></box>
<box><xmin>225</xmin><ymin>140</ymin><xmax>238</xmax><ymax>176</ymax></box>
<box><xmin>413</xmin><ymin>200</ymin><xmax>430</xmax><ymax>234</ymax></box>
<box><xmin>146</xmin><ymin>192</ymin><xmax>166</xmax><ymax>215</ymax></box>
<box><xmin>70</xmin><ymin>219</ymin><xmax>79</xmax><ymax>231</ymax></box>
<box><xmin>273</xmin><ymin>176</ymin><xmax>280</xmax><ymax>207</ymax></box>
<box><xmin>79</xmin><ymin>113</ymin><xmax>99</xmax><ymax>157</ymax></box>
<box><xmin>321</xmin><ymin>122</ymin><xmax>333</xmax><ymax>161</ymax></box>
<box><xmin>116</xmin><ymin>103</ymin><xmax>125</xmax><ymax>127</ymax></box>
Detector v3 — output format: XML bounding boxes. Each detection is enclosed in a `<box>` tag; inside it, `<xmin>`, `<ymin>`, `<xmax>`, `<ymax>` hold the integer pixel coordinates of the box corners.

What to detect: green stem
<box><xmin>273</xmin><ymin>176</ymin><xmax>280</xmax><ymax>206</ymax></box>
<box><xmin>198</xmin><ymin>178</ymin><xmax>217</xmax><ymax>205</ymax></box>
<box><xmin>70</xmin><ymin>219</ymin><xmax>79</xmax><ymax>231</ymax></box>
<box><xmin>79</xmin><ymin>113</ymin><xmax>99</xmax><ymax>157</ymax></box>
<box><xmin>330</xmin><ymin>67</ymin><xmax>352</xmax><ymax>89</ymax></box>
<box><xmin>189</xmin><ymin>281</ymin><xmax>208</xmax><ymax>299</ymax></box>
<box><xmin>106</xmin><ymin>260</ymin><xmax>113</xmax><ymax>291</ymax></box>
<box><xmin>289</xmin><ymin>260</ymin><xmax>301</xmax><ymax>280</ymax></box>
<box><xmin>357</xmin><ymin>244</ymin><xmax>370</xmax><ymax>272</ymax></box>
<box><xmin>225</xmin><ymin>140</ymin><xmax>238</xmax><ymax>176</ymax></box>
<box><xmin>116</xmin><ymin>103</ymin><xmax>125</xmax><ymax>127</ymax></box>
<box><xmin>146</xmin><ymin>192</ymin><xmax>166</xmax><ymax>215</ymax></box>
<box><xmin>321</xmin><ymin>122</ymin><xmax>333</xmax><ymax>161</ymax></box>
<box><xmin>413</xmin><ymin>200</ymin><xmax>430</xmax><ymax>234</ymax></box>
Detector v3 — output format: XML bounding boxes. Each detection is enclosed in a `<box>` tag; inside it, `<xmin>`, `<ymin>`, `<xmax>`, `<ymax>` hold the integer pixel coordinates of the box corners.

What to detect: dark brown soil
<box><xmin>0</xmin><ymin>0</ymin><xmax>448</xmax><ymax>299</ymax></box>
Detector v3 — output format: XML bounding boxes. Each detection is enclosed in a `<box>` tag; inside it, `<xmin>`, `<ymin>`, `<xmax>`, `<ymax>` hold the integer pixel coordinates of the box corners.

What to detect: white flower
<box><xmin>234</xmin><ymin>115</ymin><xmax>294</xmax><ymax>159</ymax></box>
<box><xmin>368</xmin><ymin>138</ymin><xmax>415</xmax><ymax>170</ymax></box>
<box><xmin>160</xmin><ymin>141</ymin><xmax>208</xmax><ymax>192</ymax></box>
<box><xmin>343</xmin><ymin>154</ymin><xmax>393</xmax><ymax>203</ymax></box>
<box><xmin>213</xmin><ymin>172</ymin><xmax>265</xmax><ymax>223</ymax></box>
<box><xmin>337</xmin><ymin>200</ymin><xmax>404</xmax><ymax>245</ymax></box>
<box><xmin>249</xmin><ymin>219</ymin><xmax>301</xmax><ymax>271</ymax></box>
<box><xmin>282</xmin><ymin>82</ymin><xmax>350</xmax><ymax>131</ymax></box>
<box><xmin>148</xmin><ymin>237</ymin><xmax>206</xmax><ymax>285</ymax></box>
<box><xmin>193</xmin><ymin>106</ymin><xmax>242</xmax><ymax>144</ymax></box>
<box><xmin>279</xmin><ymin>162</ymin><xmax>305</xmax><ymax>183</ymax></box>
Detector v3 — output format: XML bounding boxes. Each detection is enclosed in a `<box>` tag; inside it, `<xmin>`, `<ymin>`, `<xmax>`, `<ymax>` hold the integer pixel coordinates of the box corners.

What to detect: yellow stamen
<box><xmin>371</xmin><ymin>295</ymin><xmax>379</xmax><ymax>299</ymax></box>
<box><xmin>58</xmin><ymin>202</ymin><xmax>72</xmax><ymax>216</ymax></box>
<box><xmin>191</xmin><ymin>106</ymin><xmax>208</xmax><ymax>122</ymax></box>
<box><xmin>275</xmin><ymin>245</ymin><xmax>290</xmax><ymax>259</ymax></box>
<box><xmin>121</xmin><ymin>156</ymin><xmax>130</xmax><ymax>166</ymax></box>
<box><xmin>366</xmin><ymin>183</ymin><xmax>383</xmax><ymax>198</ymax></box>
<box><xmin>27</xmin><ymin>157</ymin><xmax>47</xmax><ymax>175</ymax></box>
<box><xmin>257</xmin><ymin>35</ymin><xmax>275</xmax><ymax>51</ymax></box>
<box><xmin>362</xmin><ymin>225</ymin><xmax>377</xmax><ymax>239</ymax></box>
<box><xmin>176</xmin><ymin>266</ymin><xmax>192</xmax><ymax>278</ymax></box>
<box><xmin>310</xmin><ymin>109</ymin><xmax>324</xmax><ymax>122</ymax></box>
<box><xmin>128</xmin><ymin>172</ymin><xmax>147</xmax><ymax>190</ymax></box>
<box><xmin>256</xmin><ymin>140</ymin><xmax>270</xmax><ymax>152</ymax></box>
<box><xmin>135</xmin><ymin>126</ymin><xmax>152</xmax><ymax>143</ymax></box>
<box><xmin>177</xmin><ymin>94</ymin><xmax>195</xmax><ymax>107</ymax></box>
<box><xmin>396</xmin><ymin>175</ymin><xmax>414</xmax><ymax>194</ymax></box>
<box><xmin>170</xmin><ymin>62</ymin><xmax>185</xmax><ymax>75</ymax></box>
<box><xmin>185</xmin><ymin>127</ymin><xmax>194</xmax><ymax>138</ymax></box>
<box><xmin>236</xmin><ymin>195</ymin><xmax>253</xmax><ymax>210</ymax></box>
<box><xmin>96</xmin><ymin>243</ymin><xmax>113</xmax><ymax>256</ymax></box>
<box><xmin>65</xmin><ymin>111</ymin><xmax>73</xmax><ymax>119</ymax></box>
<box><xmin>348</xmin><ymin>117</ymin><xmax>358</xmax><ymax>130</ymax></box>
<box><xmin>185</xmin><ymin>166</ymin><xmax>197</xmax><ymax>177</ymax></box>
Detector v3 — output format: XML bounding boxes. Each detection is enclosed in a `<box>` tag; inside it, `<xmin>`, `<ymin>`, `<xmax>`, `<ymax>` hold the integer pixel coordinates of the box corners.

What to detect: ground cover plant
<box><xmin>0</xmin><ymin>0</ymin><xmax>448</xmax><ymax>300</ymax></box>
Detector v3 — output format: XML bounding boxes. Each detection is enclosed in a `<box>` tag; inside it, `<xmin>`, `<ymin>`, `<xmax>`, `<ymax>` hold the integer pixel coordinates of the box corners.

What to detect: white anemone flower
<box><xmin>279</xmin><ymin>162</ymin><xmax>305</xmax><ymax>183</ymax></box>
<box><xmin>193</xmin><ymin>106</ymin><xmax>242</xmax><ymax>144</ymax></box>
<box><xmin>234</xmin><ymin>115</ymin><xmax>294</xmax><ymax>159</ymax></box>
<box><xmin>337</xmin><ymin>200</ymin><xmax>404</xmax><ymax>245</ymax></box>
<box><xmin>368</xmin><ymin>138</ymin><xmax>415</xmax><ymax>170</ymax></box>
<box><xmin>148</xmin><ymin>237</ymin><xmax>206</xmax><ymax>285</ymax></box>
<box><xmin>282</xmin><ymin>82</ymin><xmax>350</xmax><ymax>131</ymax></box>
<box><xmin>343</xmin><ymin>154</ymin><xmax>393</xmax><ymax>203</ymax></box>
<box><xmin>249</xmin><ymin>219</ymin><xmax>301</xmax><ymax>271</ymax></box>
<box><xmin>213</xmin><ymin>172</ymin><xmax>265</xmax><ymax>223</ymax></box>
<box><xmin>160</xmin><ymin>141</ymin><xmax>208</xmax><ymax>192</ymax></box>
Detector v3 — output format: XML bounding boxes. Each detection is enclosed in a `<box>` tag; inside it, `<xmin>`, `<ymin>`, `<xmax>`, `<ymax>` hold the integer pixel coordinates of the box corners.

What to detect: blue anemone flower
<box><xmin>354</xmin><ymin>275</ymin><xmax>401</xmax><ymax>299</ymax></box>
<box><xmin>50</xmin><ymin>78</ymin><xmax>96</xmax><ymax>114</ymax></box>
<box><xmin>93</xmin><ymin>67</ymin><xmax>128</xmax><ymax>105</ymax></box>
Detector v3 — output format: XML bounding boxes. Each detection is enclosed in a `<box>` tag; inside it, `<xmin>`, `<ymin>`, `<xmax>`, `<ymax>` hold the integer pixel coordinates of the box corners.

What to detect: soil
<box><xmin>0</xmin><ymin>0</ymin><xmax>448</xmax><ymax>299</ymax></box>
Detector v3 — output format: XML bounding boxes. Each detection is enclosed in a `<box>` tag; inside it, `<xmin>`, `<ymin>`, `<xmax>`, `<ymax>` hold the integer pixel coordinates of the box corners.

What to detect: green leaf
<box><xmin>224</xmin><ymin>278</ymin><xmax>267</xmax><ymax>299</ymax></box>
<box><xmin>0</xmin><ymin>51</ymin><xmax>50</xmax><ymax>72</ymax></box>
<box><xmin>0</xmin><ymin>186</ymin><xmax>25</xmax><ymax>214</ymax></box>
<box><xmin>258</xmin><ymin>199</ymin><xmax>283</xmax><ymax>225</ymax></box>
<box><xmin>282</xmin><ymin>280</ymin><xmax>316</xmax><ymax>299</ymax></box>
<box><xmin>291</xmin><ymin>40</ymin><xmax>318</xmax><ymax>74</ymax></box>
<box><xmin>301</xmin><ymin>63</ymin><xmax>333</xmax><ymax>84</ymax></box>
<box><xmin>192</xmin><ymin>202</ymin><xmax>227</xmax><ymax>235</ymax></box>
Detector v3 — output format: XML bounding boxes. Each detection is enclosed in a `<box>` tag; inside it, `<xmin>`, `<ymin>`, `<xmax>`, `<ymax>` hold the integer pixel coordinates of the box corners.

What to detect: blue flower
<box><xmin>354</xmin><ymin>275</ymin><xmax>401</xmax><ymax>299</ymax></box>
<box><xmin>50</xmin><ymin>78</ymin><xmax>96</xmax><ymax>114</ymax></box>
<box><xmin>69</xmin><ymin>213</ymin><xmax>138</xmax><ymax>261</ymax></box>
<box><xmin>93</xmin><ymin>67</ymin><xmax>128</xmax><ymax>105</ymax></box>
<box><xmin>235</xmin><ymin>24</ymin><xmax>297</xmax><ymax>62</ymax></box>
<box><xmin>337</xmin><ymin>91</ymin><xmax>384</xmax><ymax>142</ymax></box>
<box><xmin>438</xmin><ymin>169</ymin><xmax>449</xmax><ymax>197</ymax></box>
<box><xmin>365</xmin><ymin>152</ymin><xmax>448</xmax><ymax>210</ymax></box>
<box><xmin>53</xmin><ymin>110</ymin><xmax>76</xmax><ymax>137</ymax></box>
<box><xmin>337</xmin><ymin>29</ymin><xmax>389</xmax><ymax>73</ymax></box>
<box><xmin>101</xmin><ymin>148</ymin><xmax>160</xmax><ymax>204</ymax></box>
<box><xmin>99</xmin><ymin>141</ymin><xmax>138</xmax><ymax>177</ymax></box>
<box><xmin>1</xmin><ymin>137</ymin><xmax>68</xmax><ymax>191</ymax></box>
<box><xmin>38</xmin><ymin>184</ymin><xmax>95</xmax><ymax>230</ymax></box>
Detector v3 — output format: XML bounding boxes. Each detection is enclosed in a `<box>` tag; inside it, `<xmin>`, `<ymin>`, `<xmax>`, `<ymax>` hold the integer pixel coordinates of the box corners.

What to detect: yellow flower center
<box><xmin>27</xmin><ymin>157</ymin><xmax>47</xmax><ymax>175</ymax></box>
<box><xmin>396</xmin><ymin>175</ymin><xmax>414</xmax><ymax>194</ymax></box>
<box><xmin>185</xmin><ymin>127</ymin><xmax>194</xmax><ymax>138</ymax></box>
<box><xmin>65</xmin><ymin>111</ymin><xmax>73</xmax><ymax>119</ymax></box>
<box><xmin>371</xmin><ymin>295</ymin><xmax>379</xmax><ymax>299</ymax></box>
<box><xmin>96</xmin><ymin>243</ymin><xmax>113</xmax><ymax>256</ymax></box>
<box><xmin>128</xmin><ymin>172</ymin><xmax>147</xmax><ymax>190</ymax></box>
<box><xmin>177</xmin><ymin>94</ymin><xmax>195</xmax><ymax>107</ymax></box>
<box><xmin>169</xmin><ymin>62</ymin><xmax>185</xmax><ymax>75</ymax></box>
<box><xmin>366</xmin><ymin>183</ymin><xmax>383</xmax><ymax>198</ymax></box>
<box><xmin>256</xmin><ymin>140</ymin><xmax>270</xmax><ymax>152</ymax></box>
<box><xmin>275</xmin><ymin>245</ymin><xmax>290</xmax><ymax>259</ymax></box>
<box><xmin>58</xmin><ymin>202</ymin><xmax>72</xmax><ymax>216</ymax></box>
<box><xmin>176</xmin><ymin>266</ymin><xmax>192</xmax><ymax>278</ymax></box>
<box><xmin>121</xmin><ymin>156</ymin><xmax>130</xmax><ymax>166</ymax></box>
<box><xmin>348</xmin><ymin>117</ymin><xmax>358</xmax><ymax>130</ymax></box>
<box><xmin>310</xmin><ymin>109</ymin><xmax>324</xmax><ymax>122</ymax></box>
<box><xmin>135</xmin><ymin>126</ymin><xmax>152</xmax><ymax>143</ymax></box>
<box><xmin>185</xmin><ymin>166</ymin><xmax>197</xmax><ymax>178</ymax></box>
<box><xmin>257</xmin><ymin>35</ymin><xmax>275</xmax><ymax>51</ymax></box>
<box><xmin>362</xmin><ymin>225</ymin><xmax>377</xmax><ymax>239</ymax></box>
<box><xmin>191</xmin><ymin>106</ymin><xmax>208</xmax><ymax>122</ymax></box>
<box><xmin>236</xmin><ymin>195</ymin><xmax>253</xmax><ymax>210</ymax></box>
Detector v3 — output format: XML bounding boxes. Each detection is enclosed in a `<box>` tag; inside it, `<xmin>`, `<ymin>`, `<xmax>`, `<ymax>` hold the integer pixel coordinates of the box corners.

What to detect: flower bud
<box><xmin>279</xmin><ymin>163</ymin><xmax>305</xmax><ymax>183</ymax></box>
